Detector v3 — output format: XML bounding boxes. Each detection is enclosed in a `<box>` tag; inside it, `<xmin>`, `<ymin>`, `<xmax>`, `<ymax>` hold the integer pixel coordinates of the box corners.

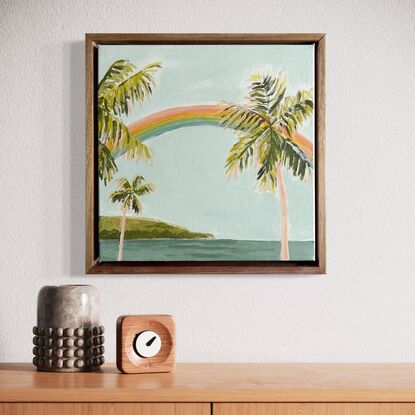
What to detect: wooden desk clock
<box><xmin>116</xmin><ymin>315</ymin><xmax>175</xmax><ymax>374</ymax></box>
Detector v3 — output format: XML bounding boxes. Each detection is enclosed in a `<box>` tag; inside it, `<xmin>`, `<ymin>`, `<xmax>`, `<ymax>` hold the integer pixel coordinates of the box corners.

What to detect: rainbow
<box><xmin>126</xmin><ymin>104</ymin><xmax>313</xmax><ymax>159</ymax></box>
<box><xmin>129</xmin><ymin>105</ymin><xmax>223</xmax><ymax>141</ymax></box>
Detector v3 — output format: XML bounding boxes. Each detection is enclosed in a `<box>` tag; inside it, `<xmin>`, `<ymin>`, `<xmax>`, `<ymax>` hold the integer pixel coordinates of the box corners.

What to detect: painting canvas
<box><xmin>89</xmin><ymin>35</ymin><xmax>325</xmax><ymax>272</ymax></box>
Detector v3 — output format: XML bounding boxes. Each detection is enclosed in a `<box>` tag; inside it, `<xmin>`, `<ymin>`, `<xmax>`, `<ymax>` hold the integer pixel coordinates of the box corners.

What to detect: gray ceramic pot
<box><xmin>32</xmin><ymin>285</ymin><xmax>105</xmax><ymax>372</ymax></box>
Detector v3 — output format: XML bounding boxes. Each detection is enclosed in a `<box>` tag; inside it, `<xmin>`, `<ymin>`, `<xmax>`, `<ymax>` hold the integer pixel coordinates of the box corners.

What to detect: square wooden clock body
<box><xmin>117</xmin><ymin>315</ymin><xmax>175</xmax><ymax>374</ymax></box>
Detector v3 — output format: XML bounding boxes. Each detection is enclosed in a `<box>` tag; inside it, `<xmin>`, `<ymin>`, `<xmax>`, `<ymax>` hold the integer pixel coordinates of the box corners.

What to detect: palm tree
<box><xmin>220</xmin><ymin>73</ymin><xmax>313</xmax><ymax>260</ymax></box>
<box><xmin>109</xmin><ymin>175</ymin><xmax>155</xmax><ymax>261</ymax></box>
<box><xmin>98</xmin><ymin>60</ymin><xmax>161</xmax><ymax>184</ymax></box>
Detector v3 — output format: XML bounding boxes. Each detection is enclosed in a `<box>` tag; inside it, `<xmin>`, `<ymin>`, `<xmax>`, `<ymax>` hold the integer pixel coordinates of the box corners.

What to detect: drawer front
<box><xmin>0</xmin><ymin>403</ymin><xmax>210</xmax><ymax>415</ymax></box>
<box><xmin>214</xmin><ymin>403</ymin><xmax>415</xmax><ymax>415</ymax></box>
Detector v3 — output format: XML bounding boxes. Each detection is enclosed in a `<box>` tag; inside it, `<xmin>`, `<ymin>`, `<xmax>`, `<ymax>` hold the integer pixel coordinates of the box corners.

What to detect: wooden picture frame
<box><xmin>86</xmin><ymin>33</ymin><xmax>326</xmax><ymax>274</ymax></box>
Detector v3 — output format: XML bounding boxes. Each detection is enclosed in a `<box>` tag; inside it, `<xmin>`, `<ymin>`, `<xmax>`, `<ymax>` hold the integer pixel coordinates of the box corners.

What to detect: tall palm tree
<box><xmin>220</xmin><ymin>73</ymin><xmax>313</xmax><ymax>260</ymax></box>
<box><xmin>109</xmin><ymin>175</ymin><xmax>155</xmax><ymax>261</ymax></box>
<box><xmin>98</xmin><ymin>60</ymin><xmax>161</xmax><ymax>184</ymax></box>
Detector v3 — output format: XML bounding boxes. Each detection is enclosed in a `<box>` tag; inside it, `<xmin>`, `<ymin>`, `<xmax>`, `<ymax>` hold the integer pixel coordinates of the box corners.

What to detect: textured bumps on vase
<box><xmin>32</xmin><ymin>285</ymin><xmax>105</xmax><ymax>372</ymax></box>
<box><xmin>32</xmin><ymin>325</ymin><xmax>105</xmax><ymax>370</ymax></box>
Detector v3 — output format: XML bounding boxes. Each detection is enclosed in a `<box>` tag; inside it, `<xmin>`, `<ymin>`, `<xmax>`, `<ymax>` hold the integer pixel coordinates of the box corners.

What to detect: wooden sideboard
<box><xmin>2</xmin><ymin>363</ymin><xmax>415</xmax><ymax>414</ymax></box>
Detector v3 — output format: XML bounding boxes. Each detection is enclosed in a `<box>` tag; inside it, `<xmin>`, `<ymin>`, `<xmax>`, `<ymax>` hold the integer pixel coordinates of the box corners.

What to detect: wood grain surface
<box><xmin>0</xmin><ymin>403</ymin><xmax>209</xmax><ymax>415</ymax></box>
<box><xmin>2</xmin><ymin>363</ymin><xmax>415</xmax><ymax>403</ymax></box>
<box><xmin>214</xmin><ymin>403</ymin><xmax>415</xmax><ymax>415</ymax></box>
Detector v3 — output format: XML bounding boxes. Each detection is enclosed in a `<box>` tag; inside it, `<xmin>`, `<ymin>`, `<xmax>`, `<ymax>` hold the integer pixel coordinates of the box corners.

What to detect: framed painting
<box><xmin>85</xmin><ymin>34</ymin><xmax>325</xmax><ymax>274</ymax></box>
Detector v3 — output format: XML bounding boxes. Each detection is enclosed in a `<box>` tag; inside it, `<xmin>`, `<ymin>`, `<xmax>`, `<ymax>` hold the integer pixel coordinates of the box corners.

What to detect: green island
<box><xmin>99</xmin><ymin>216</ymin><xmax>214</xmax><ymax>240</ymax></box>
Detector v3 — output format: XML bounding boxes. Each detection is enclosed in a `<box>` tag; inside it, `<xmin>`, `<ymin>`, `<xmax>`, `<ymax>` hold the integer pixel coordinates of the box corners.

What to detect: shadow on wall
<box><xmin>62</xmin><ymin>41</ymin><xmax>85</xmax><ymax>276</ymax></box>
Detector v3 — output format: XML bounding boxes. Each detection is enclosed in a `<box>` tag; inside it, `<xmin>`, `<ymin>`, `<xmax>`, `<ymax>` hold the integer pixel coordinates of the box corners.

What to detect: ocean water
<box><xmin>99</xmin><ymin>239</ymin><xmax>315</xmax><ymax>262</ymax></box>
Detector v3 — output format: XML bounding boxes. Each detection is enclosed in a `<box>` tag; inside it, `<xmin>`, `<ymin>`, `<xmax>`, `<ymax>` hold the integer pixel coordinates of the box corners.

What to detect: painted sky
<box><xmin>98</xmin><ymin>44</ymin><xmax>315</xmax><ymax>241</ymax></box>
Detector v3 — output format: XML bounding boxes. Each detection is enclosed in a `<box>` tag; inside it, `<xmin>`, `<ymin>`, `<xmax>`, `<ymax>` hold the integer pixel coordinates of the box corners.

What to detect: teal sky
<box><xmin>98</xmin><ymin>44</ymin><xmax>315</xmax><ymax>241</ymax></box>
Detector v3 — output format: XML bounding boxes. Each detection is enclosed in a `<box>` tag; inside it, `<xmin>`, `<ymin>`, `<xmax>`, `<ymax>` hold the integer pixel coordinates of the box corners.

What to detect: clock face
<box><xmin>117</xmin><ymin>315</ymin><xmax>175</xmax><ymax>373</ymax></box>
<box><xmin>133</xmin><ymin>330</ymin><xmax>162</xmax><ymax>358</ymax></box>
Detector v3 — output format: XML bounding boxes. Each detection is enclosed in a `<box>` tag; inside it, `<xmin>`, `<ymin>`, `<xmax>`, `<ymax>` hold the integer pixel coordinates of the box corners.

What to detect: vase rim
<box><xmin>39</xmin><ymin>284</ymin><xmax>95</xmax><ymax>291</ymax></box>
<box><xmin>60</xmin><ymin>284</ymin><xmax>90</xmax><ymax>287</ymax></box>
<box><xmin>43</xmin><ymin>284</ymin><xmax>92</xmax><ymax>287</ymax></box>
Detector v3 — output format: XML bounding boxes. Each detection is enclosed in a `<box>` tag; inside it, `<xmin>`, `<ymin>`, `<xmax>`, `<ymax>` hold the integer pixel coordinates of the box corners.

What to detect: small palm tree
<box><xmin>221</xmin><ymin>72</ymin><xmax>313</xmax><ymax>260</ymax></box>
<box><xmin>98</xmin><ymin>60</ymin><xmax>161</xmax><ymax>184</ymax></box>
<box><xmin>109</xmin><ymin>175</ymin><xmax>155</xmax><ymax>261</ymax></box>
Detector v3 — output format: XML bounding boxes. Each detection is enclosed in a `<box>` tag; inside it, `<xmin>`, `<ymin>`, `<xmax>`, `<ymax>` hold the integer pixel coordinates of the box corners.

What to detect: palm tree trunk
<box><xmin>275</xmin><ymin>166</ymin><xmax>289</xmax><ymax>260</ymax></box>
<box><xmin>117</xmin><ymin>208</ymin><xmax>127</xmax><ymax>261</ymax></box>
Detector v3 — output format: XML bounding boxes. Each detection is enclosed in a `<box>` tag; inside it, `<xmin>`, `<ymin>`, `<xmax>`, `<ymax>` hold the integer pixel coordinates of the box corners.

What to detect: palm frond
<box><xmin>248</xmin><ymin>73</ymin><xmax>287</xmax><ymax>117</ymax></box>
<box><xmin>256</xmin><ymin>128</ymin><xmax>281</xmax><ymax>191</ymax></box>
<box><xmin>256</xmin><ymin>127</ymin><xmax>312</xmax><ymax>190</ymax></box>
<box><xmin>225</xmin><ymin>129</ymin><xmax>264</xmax><ymax>176</ymax></box>
<box><xmin>131</xmin><ymin>175</ymin><xmax>145</xmax><ymax>188</ymax></box>
<box><xmin>269</xmin><ymin>74</ymin><xmax>287</xmax><ymax>115</ymax></box>
<box><xmin>223</xmin><ymin>71</ymin><xmax>314</xmax><ymax>192</ymax></box>
<box><xmin>98</xmin><ymin>105</ymin><xmax>130</xmax><ymax>146</ymax></box>
<box><xmin>98</xmin><ymin>107</ymin><xmax>152</xmax><ymax>162</ymax></box>
<box><xmin>257</xmin><ymin>168</ymin><xmax>278</xmax><ymax>192</ymax></box>
<box><xmin>98</xmin><ymin>142</ymin><xmax>118</xmax><ymax>185</ymax></box>
<box><xmin>109</xmin><ymin>175</ymin><xmax>154</xmax><ymax>213</ymax></box>
<box><xmin>109</xmin><ymin>189</ymin><xmax>129</xmax><ymax>204</ymax></box>
<box><xmin>115</xmin><ymin>177</ymin><xmax>131</xmax><ymax>190</ymax></box>
<box><xmin>135</xmin><ymin>182</ymin><xmax>155</xmax><ymax>197</ymax></box>
<box><xmin>130</xmin><ymin>195</ymin><xmax>143</xmax><ymax>214</ymax></box>
<box><xmin>99</xmin><ymin>61</ymin><xmax>161</xmax><ymax>117</ymax></box>
<box><xmin>98</xmin><ymin>60</ymin><xmax>136</xmax><ymax>96</ymax></box>
<box><xmin>123</xmin><ymin>194</ymin><xmax>133</xmax><ymax>209</ymax></box>
<box><xmin>278</xmin><ymin>134</ymin><xmax>312</xmax><ymax>180</ymax></box>
<box><xmin>124</xmin><ymin>134</ymin><xmax>152</xmax><ymax>160</ymax></box>
<box><xmin>220</xmin><ymin>104</ymin><xmax>267</xmax><ymax>132</ymax></box>
<box><xmin>97</xmin><ymin>60</ymin><xmax>161</xmax><ymax>185</ymax></box>
<box><xmin>276</xmin><ymin>89</ymin><xmax>313</xmax><ymax>137</ymax></box>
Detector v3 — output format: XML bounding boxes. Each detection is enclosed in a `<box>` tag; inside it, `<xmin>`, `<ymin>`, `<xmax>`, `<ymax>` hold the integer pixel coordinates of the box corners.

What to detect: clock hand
<box><xmin>146</xmin><ymin>336</ymin><xmax>157</xmax><ymax>347</ymax></box>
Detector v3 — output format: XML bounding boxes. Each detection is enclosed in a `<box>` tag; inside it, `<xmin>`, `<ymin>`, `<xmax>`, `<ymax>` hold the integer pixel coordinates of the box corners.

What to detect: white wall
<box><xmin>1</xmin><ymin>0</ymin><xmax>415</xmax><ymax>363</ymax></box>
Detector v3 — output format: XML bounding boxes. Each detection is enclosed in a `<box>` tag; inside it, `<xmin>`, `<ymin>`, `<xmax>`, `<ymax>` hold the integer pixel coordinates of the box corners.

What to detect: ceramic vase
<box><xmin>32</xmin><ymin>285</ymin><xmax>105</xmax><ymax>372</ymax></box>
